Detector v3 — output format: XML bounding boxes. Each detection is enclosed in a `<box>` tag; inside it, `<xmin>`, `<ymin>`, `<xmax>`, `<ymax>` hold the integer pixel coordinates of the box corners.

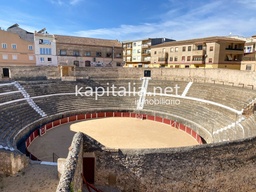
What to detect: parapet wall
<box><xmin>1</xmin><ymin>66</ymin><xmax>256</xmax><ymax>89</ymax></box>
<box><xmin>83</xmin><ymin>135</ymin><xmax>256</xmax><ymax>192</ymax></box>
<box><xmin>56</xmin><ymin>132</ymin><xmax>83</xmax><ymax>192</ymax></box>
<box><xmin>0</xmin><ymin>149</ymin><xmax>29</xmax><ymax>175</ymax></box>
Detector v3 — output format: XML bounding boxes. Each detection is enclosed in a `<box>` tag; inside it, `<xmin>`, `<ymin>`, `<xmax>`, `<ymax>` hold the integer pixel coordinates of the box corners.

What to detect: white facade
<box><xmin>132</xmin><ymin>41</ymin><xmax>142</xmax><ymax>62</ymax></box>
<box><xmin>34</xmin><ymin>32</ymin><xmax>58</xmax><ymax>66</ymax></box>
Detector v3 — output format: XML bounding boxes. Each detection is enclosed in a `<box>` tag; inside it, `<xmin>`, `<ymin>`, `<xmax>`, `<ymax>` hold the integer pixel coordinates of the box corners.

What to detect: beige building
<box><xmin>150</xmin><ymin>36</ymin><xmax>245</xmax><ymax>69</ymax></box>
<box><xmin>123</xmin><ymin>38</ymin><xmax>174</xmax><ymax>68</ymax></box>
<box><xmin>55</xmin><ymin>35</ymin><xmax>123</xmax><ymax>68</ymax></box>
<box><xmin>239</xmin><ymin>35</ymin><xmax>256</xmax><ymax>71</ymax></box>
<box><xmin>0</xmin><ymin>29</ymin><xmax>35</xmax><ymax>67</ymax></box>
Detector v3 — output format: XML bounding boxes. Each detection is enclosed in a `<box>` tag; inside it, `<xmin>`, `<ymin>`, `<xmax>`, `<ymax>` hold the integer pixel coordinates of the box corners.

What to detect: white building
<box><xmin>34</xmin><ymin>28</ymin><xmax>58</xmax><ymax>66</ymax></box>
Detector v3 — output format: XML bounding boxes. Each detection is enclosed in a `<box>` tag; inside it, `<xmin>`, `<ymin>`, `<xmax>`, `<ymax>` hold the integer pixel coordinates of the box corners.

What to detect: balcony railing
<box><xmin>242</xmin><ymin>57</ymin><xmax>256</xmax><ymax>61</ymax></box>
<box><xmin>225</xmin><ymin>48</ymin><xmax>244</xmax><ymax>51</ymax></box>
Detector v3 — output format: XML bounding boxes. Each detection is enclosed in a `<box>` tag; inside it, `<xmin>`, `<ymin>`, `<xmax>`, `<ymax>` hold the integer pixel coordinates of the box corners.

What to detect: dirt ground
<box><xmin>29</xmin><ymin>117</ymin><xmax>198</xmax><ymax>161</ymax></box>
<box><xmin>2</xmin><ymin>117</ymin><xmax>198</xmax><ymax>192</ymax></box>
<box><xmin>0</xmin><ymin>163</ymin><xmax>59</xmax><ymax>192</ymax></box>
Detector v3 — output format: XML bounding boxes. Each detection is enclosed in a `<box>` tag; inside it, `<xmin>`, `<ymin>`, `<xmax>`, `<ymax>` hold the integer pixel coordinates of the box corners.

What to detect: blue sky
<box><xmin>0</xmin><ymin>0</ymin><xmax>256</xmax><ymax>41</ymax></box>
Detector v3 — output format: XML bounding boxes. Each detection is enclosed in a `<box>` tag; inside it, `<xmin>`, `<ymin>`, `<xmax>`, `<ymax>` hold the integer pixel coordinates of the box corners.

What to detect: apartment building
<box><xmin>150</xmin><ymin>36</ymin><xmax>245</xmax><ymax>69</ymax></box>
<box><xmin>0</xmin><ymin>29</ymin><xmax>35</xmax><ymax>67</ymax></box>
<box><xmin>123</xmin><ymin>38</ymin><xmax>174</xmax><ymax>68</ymax></box>
<box><xmin>55</xmin><ymin>35</ymin><xmax>123</xmax><ymax>68</ymax></box>
<box><xmin>232</xmin><ymin>35</ymin><xmax>256</xmax><ymax>71</ymax></box>
<box><xmin>34</xmin><ymin>29</ymin><xmax>58</xmax><ymax>66</ymax></box>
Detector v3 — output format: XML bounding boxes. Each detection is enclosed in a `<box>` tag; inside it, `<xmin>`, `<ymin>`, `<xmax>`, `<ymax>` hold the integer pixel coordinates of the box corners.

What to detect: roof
<box><xmin>55</xmin><ymin>34</ymin><xmax>122</xmax><ymax>47</ymax></box>
<box><xmin>152</xmin><ymin>36</ymin><xmax>246</xmax><ymax>48</ymax></box>
<box><xmin>122</xmin><ymin>37</ymin><xmax>173</xmax><ymax>43</ymax></box>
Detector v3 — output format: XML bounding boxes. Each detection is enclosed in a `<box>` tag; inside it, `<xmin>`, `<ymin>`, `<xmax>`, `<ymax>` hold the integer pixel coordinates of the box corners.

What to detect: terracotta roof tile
<box><xmin>152</xmin><ymin>36</ymin><xmax>245</xmax><ymax>48</ymax></box>
<box><xmin>55</xmin><ymin>34</ymin><xmax>122</xmax><ymax>47</ymax></box>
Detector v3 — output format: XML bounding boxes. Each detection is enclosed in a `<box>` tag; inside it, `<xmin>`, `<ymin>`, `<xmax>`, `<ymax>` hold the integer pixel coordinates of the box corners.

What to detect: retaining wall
<box><xmin>0</xmin><ymin>149</ymin><xmax>29</xmax><ymax>175</ymax></box>
<box><xmin>56</xmin><ymin>132</ymin><xmax>83</xmax><ymax>192</ymax></box>
<box><xmin>83</xmin><ymin>134</ymin><xmax>256</xmax><ymax>192</ymax></box>
<box><xmin>1</xmin><ymin>67</ymin><xmax>256</xmax><ymax>89</ymax></box>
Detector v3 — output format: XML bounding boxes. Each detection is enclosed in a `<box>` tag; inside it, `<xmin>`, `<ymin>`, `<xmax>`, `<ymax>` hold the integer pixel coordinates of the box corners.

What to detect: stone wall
<box><xmin>76</xmin><ymin>67</ymin><xmax>256</xmax><ymax>89</ymax></box>
<box><xmin>1</xmin><ymin>67</ymin><xmax>256</xmax><ymax>89</ymax></box>
<box><xmin>56</xmin><ymin>132</ymin><xmax>83</xmax><ymax>192</ymax></box>
<box><xmin>83</xmin><ymin>135</ymin><xmax>256</xmax><ymax>192</ymax></box>
<box><xmin>0</xmin><ymin>149</ymin><xmax>29</xmax><ymax>175</ymax></box>
<box><xmin>0</xmin><ymin>66</ymin><xmax>60</xmax><ymax>80</ymax></box>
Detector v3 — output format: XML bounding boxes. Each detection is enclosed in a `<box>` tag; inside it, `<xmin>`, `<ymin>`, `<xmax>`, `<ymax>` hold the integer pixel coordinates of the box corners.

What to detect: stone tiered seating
<box><xmin>186</xmin><ymin>83</ymin><xmax>256</xmax><ymax>110</ymax></box>
<box><xmin>0</xmin><ymin>82</ymin><xmax>23</xmax><ymax>104</ymax></box>
<box><xmin>34</xmin><ymin>94</ymin><xmax>138</xmax><ymax>116</ymax></box>
<box><xmin>0</xmin><ymin>101</ymin><xmax>41</xmax><ymax>146</ymax></box>
<box><xmin>1</xmin><ymin>79</ymin><xmax>256</xmax><ymax>148</ymax></box>
<box><xmin>143</xmin><ymin>95</ymin><xmax>237</xmax><ymax>133</ymax></box>
<box><xmin>147</xmin><ymin>80</ymin><xmax>188</xmax><ymax>95</ymax></box>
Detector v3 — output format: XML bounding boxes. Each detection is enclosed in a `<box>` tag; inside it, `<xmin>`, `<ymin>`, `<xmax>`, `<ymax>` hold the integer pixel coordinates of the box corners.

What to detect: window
<box><xmin>197</xmin><ymin>45</ymin><xmax>203</xmax><ymax>50</ymax></box>
<box><xmin>174</xmin><ymin>56</ymin><xmax>178</xmax><ymax>61</ymax></box>
<box><xmin>106</xmin><ymin>53</ymin><xmax>112</xmax><ymax>58</ymax></box>
<box><xmin>187</xmin><ymin>56</ymin><xmax>191</xmax><ymax>61</ymax></box>
<box><xmin>29</xmin><ymin>56</ymin><xmax>34</xmax><ymax>60</ymax></box>
<box><xmin>137</xmin><ymin>49</ymin><xmax>141</xmax><ymax>53</ymax></box>
<box><xmin>12</xmin><ymin>55</ymin><xmax>17</xmax><ymax>60</ymax></box>
<box><xmin>175</xmin><ymin>65</ymin><xmax>179</xmax><ymax>68</ymax></box>
<box><xmin>209</xmin><ymin>58</ymin><xmax>212</xmax><ymax>63</ymax></box>
<box><xmin>246</xmin><ymin>65</ymin><xmax>252</xmax><ymax>71</ymax></box>
<box><xmin>185</xmin><ymin>65</ymin><xmax>189</xmax><ymax>68</ymax></box>
<box><xmin>115</xmin><ymin>53</ymin><xmax>122</xmax><ymax>58</ymax></box>
<box><xmin>175</xmin><ymin>47</ymin><xmax>179</xmax><ymax>52</ymax></box>
<box><xmin>60</xmin><ymin>50</ymin><xmax>67</xmax><ymax>56</ymax></box>
<box><xmin>48</xmin><ymin>58</ymin><xmax>52</xmax><ymax>62</ymax></box>
<box><xmin>154</xmin><ymin>51</ymin><xmax>157</xmax><ymax>54</ymax></box>
<box><xmin>40</xmin><ymin>48</ymin><xmax>52</xmax><ymax>55</ymax></box>
<box><xmin>170</xmin><ymin>47</ymin><xmax>174</xmax><ymax>52</ymax></box>
<box><xmin>188</xmin><ymin>46</ymin><xmax>191</xmax><ymax>51</ymax></box>
<box><xmin>193</xmin><ymin>56</ymin><xmax>203</xmax><ymax>61</ymax></box>
<box><xmin>96</xmin><ymin>52</ymin><xmax>102</xmax><ymax>57</ymax></box>
<box><xmin>39</xmin><ymin>39</ymin><xmax>51</xmax><ymax>45</ymax></box>
<box><xmin>74</xmin><ymin>60</ymin><xmax>79</xmax><ymax>66</ymax></box>
<box><xmin>73</xmin><ymin>50</ymin><xmax>80</xmax><ymax>56</ymax></box>
<box><xmin>40</xmin><ymin>57</ymin><xmax>44</xmax><ymax>62</ymax></box>
<box><xmin>85</xmin><ymin>51</ymin><xmax>91</xmax><ymax>56</ymax></box>
<box><xmin>2</xmin><ymin>55</ymin><xmax>8</xmax><ymax>60</ymax></box>
<box><xmin>2</xmin><ymin>43</ymin><xmax>7</xmax><ymax>49</ymax></box>
<box><xmin>133</xmin><ymin>42</ymin><xmax>136</xmax><ymax>46</ymax></box>
<box><xmin>182</xmin><ymin>56</ymin><xmax>185</xmax><ymax>61</ymax></box>
<box><xmin>210</xmin><ymin>46</ymin><xmax>213</xmax><ymax>51</ymax></box>
<box><xmin>170</xmin><ymin>57</ymin><xmax>173</xmax><ymax>61</ymax></box>
<box><xmin>28</xmin><ymin>45</ymin><xmax>33</xmax><ymax>50</ymax></box>
<box><xmin>182</xmin><ymin>46</ymin><xmax>186</xmax><ymax>52</ymax></box>
<box><xmin>116</xmin><ymin>62</ymin><xmax>121</xmax><ymax>67</ymax></box>
<box><xmin>12</xmin><ymin>44</ymin><xmax>17</xmax><ymax>49</ymax></box>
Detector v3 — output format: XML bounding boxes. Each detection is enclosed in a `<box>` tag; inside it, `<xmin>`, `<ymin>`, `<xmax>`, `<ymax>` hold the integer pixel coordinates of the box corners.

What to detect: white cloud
<box><xmin>70</xmin><ymin>0</ymin><xmax>82</xmax><ymax>5</ymax></box>
<box><xmin>49</xmin><ymin>0</ymin><xmax>64</xmax><ymax>6</ymax></box>
<box><xmin>73</xmin><ymin>0</ymin><xmax>256</xmax><ymax>41</ymax></box>
<box><xmin>49</xmin><ymin>0</ymin><xmax>82</xmax><ymax>6</ymax></box>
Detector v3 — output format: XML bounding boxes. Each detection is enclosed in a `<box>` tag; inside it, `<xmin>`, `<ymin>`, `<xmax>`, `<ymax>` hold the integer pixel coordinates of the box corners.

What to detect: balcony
<box><xmin>192</xmin><ymin>49</ymin><xmax>205</xmax><ymax>55</ymax></box>
<box><xmin>158</xmin><ymin>57</ymin><xmax>168</xmax><ymax>64</ymax></box>
<box><xmin>225</xmin><ymin>48</ymin><xmax>244</xmax><ymax>51</ymax></box>
<box><xmin>142</xmin><ymin>51</ymin><xmax>151</xmax><ymax>56</ymax></box>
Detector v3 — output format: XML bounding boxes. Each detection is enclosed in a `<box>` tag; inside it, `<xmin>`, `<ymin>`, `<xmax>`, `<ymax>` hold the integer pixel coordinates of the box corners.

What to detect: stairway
<box><xmin>14</xmin><ymin>81</ymin><xmax>47</xmax><ymax>117</ymax></box>
<box><xmin>137</xmin><ymin>77</ymin><xmax>151</xmax><ymax>110</ymax></box>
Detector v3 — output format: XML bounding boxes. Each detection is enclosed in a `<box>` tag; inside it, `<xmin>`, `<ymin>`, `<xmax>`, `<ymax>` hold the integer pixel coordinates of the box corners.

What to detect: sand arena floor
<box><xmin>28</xmin><ymin>117</ymin><xmax>198</xmax><ymax>161</ymax></box>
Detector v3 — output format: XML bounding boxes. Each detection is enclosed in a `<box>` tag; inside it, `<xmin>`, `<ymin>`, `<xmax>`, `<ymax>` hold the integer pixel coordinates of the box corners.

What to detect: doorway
<box><xmin>62</xmin><ymin>66</ymin><xmax>69</xmax><ymax>76</ymax></box>
<box><xmin>3</xmin><ymin>68</ymin><xmax>10</xmax><ymax>78</ymax></box>
<box><xmin>83</xmin><ymin>157</ymin><xmax>95</xmax><ymax>184</ymax></box>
